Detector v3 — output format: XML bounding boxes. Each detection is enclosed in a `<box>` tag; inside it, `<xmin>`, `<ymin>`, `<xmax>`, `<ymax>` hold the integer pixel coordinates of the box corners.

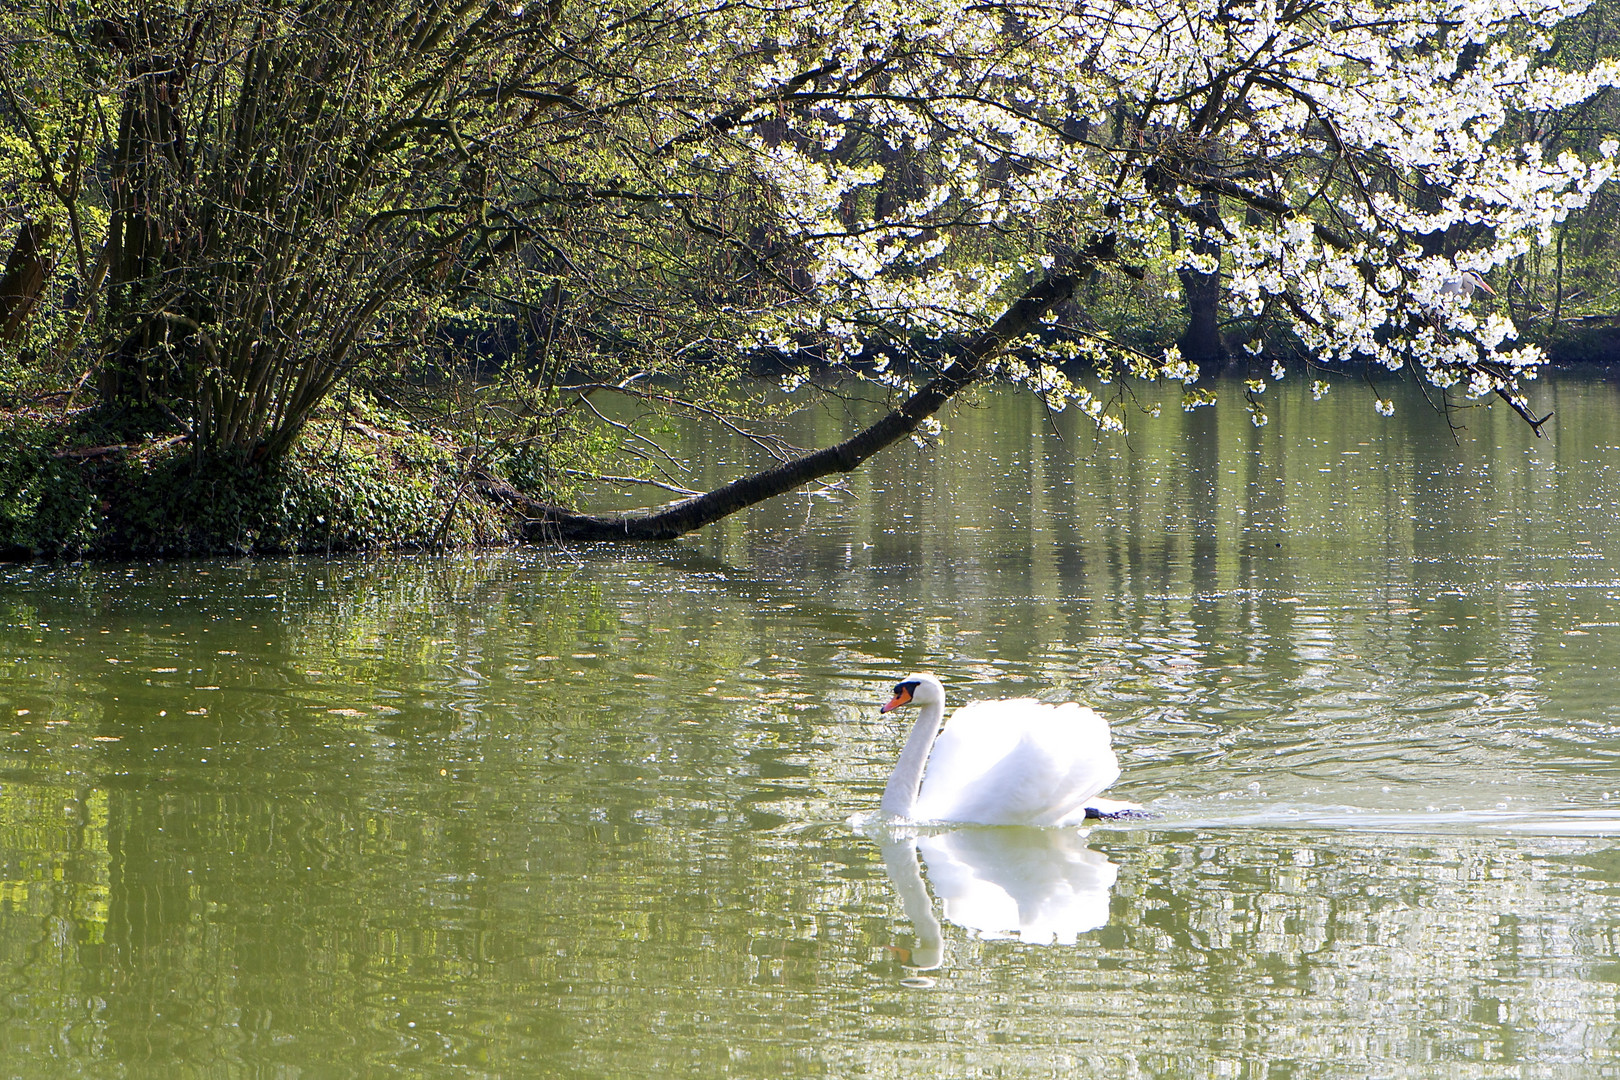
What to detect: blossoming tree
<box><xmin>535</xmin><ymin>0</ymin><xmax>1620</xmax><ymax>538</ymax></box>
<box><xmin>3</xmin><ymin>0</ymin><xmax>1617</xmax><ymax>541</ymax></box>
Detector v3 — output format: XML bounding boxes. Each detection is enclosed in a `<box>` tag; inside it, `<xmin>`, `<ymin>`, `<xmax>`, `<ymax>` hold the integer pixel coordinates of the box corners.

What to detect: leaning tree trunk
<box><xmin>500</xmin><ymin>239</ymin><xmax>1118</xmax><ymax>542</ymax></box>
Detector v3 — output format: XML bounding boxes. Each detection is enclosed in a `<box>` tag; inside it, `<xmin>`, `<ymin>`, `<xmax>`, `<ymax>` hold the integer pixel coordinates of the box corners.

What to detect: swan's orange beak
<box><xmin>881</xmin><ymin>686</ymin><xmax>913</xmax><ymax>713</ymax></box>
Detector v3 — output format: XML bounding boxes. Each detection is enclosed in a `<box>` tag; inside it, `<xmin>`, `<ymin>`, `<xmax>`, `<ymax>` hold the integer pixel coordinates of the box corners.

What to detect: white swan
<box><xmin>880</xmin><ymin>672</ymin><xmax>1136</xmax><ymax>825</ymax></box>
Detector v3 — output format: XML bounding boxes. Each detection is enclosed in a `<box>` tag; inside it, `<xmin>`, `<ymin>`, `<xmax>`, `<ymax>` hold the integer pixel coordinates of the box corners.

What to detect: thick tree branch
<box><xmin>505</xmin><ymin>238</ymin><xmax>1116</xmax><ymax>541</ymax></box>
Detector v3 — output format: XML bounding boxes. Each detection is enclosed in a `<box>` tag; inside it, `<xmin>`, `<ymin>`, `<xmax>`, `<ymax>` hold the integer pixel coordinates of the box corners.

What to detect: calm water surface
<box><xmin>5</xmin><ymin>376</ymin><xmax>1620</xmax><ymax>1076</ymax></box>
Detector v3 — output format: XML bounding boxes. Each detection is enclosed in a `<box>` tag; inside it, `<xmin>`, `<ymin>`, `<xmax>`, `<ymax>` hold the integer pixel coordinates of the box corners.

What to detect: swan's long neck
<box><xmin>882</xmin><ymin>698</ymin><xmax>945</xmax><ymax>819</ymax></box>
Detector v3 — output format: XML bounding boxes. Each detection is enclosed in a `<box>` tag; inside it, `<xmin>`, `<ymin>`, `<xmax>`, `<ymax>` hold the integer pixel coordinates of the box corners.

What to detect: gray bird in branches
<box><xmin>1440</xmin><ymin>270</ymin><xmax>1497</xmax><ymax>298</ymax></box>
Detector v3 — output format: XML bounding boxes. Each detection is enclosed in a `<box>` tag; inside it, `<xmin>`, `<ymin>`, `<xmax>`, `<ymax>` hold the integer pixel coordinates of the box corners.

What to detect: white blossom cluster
<box><xmin>661</xmin><ymin>0</ymin><xmax>1620</xmax><ymax>429</ymax></box>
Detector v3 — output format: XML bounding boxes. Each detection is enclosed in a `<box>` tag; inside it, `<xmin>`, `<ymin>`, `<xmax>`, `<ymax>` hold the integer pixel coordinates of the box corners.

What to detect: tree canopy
<box><xmin>3</xmin><ymin>0</ymin><xmax>1619</xmax><ymax>543</ymax></box>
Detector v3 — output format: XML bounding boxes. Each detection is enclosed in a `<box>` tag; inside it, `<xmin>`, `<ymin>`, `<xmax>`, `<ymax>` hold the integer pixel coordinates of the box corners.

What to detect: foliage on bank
<box><xmin>0</xmin><ymin>404</ymin><xmax>569</xmax><ymax>559</ymax></box>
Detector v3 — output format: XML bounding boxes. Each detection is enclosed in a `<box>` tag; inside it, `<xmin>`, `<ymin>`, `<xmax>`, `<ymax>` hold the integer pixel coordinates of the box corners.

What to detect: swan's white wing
<box><xmin>911</xmin><ymin>699</ymin><xmax>1035</xmax><ymax>811</ymax></box>
<box><xmin>913</xmin><ymin>699</ymin><xmax>1121</xmax><ymax>826</ymax></box>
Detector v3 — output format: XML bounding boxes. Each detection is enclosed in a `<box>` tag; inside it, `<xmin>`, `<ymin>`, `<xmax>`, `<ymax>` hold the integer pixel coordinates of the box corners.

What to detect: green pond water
<box><xmin>5</xmin><ymin>374</ymin><xmax>1620</xmax><ymax>1077</ymax></box>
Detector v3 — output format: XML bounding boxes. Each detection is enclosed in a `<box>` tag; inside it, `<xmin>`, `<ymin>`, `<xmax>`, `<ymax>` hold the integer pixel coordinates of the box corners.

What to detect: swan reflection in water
<box><xmin>879</xmin><ymin>826</ymin><xmax>1119</xmax><ymax>979</ymax></box>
